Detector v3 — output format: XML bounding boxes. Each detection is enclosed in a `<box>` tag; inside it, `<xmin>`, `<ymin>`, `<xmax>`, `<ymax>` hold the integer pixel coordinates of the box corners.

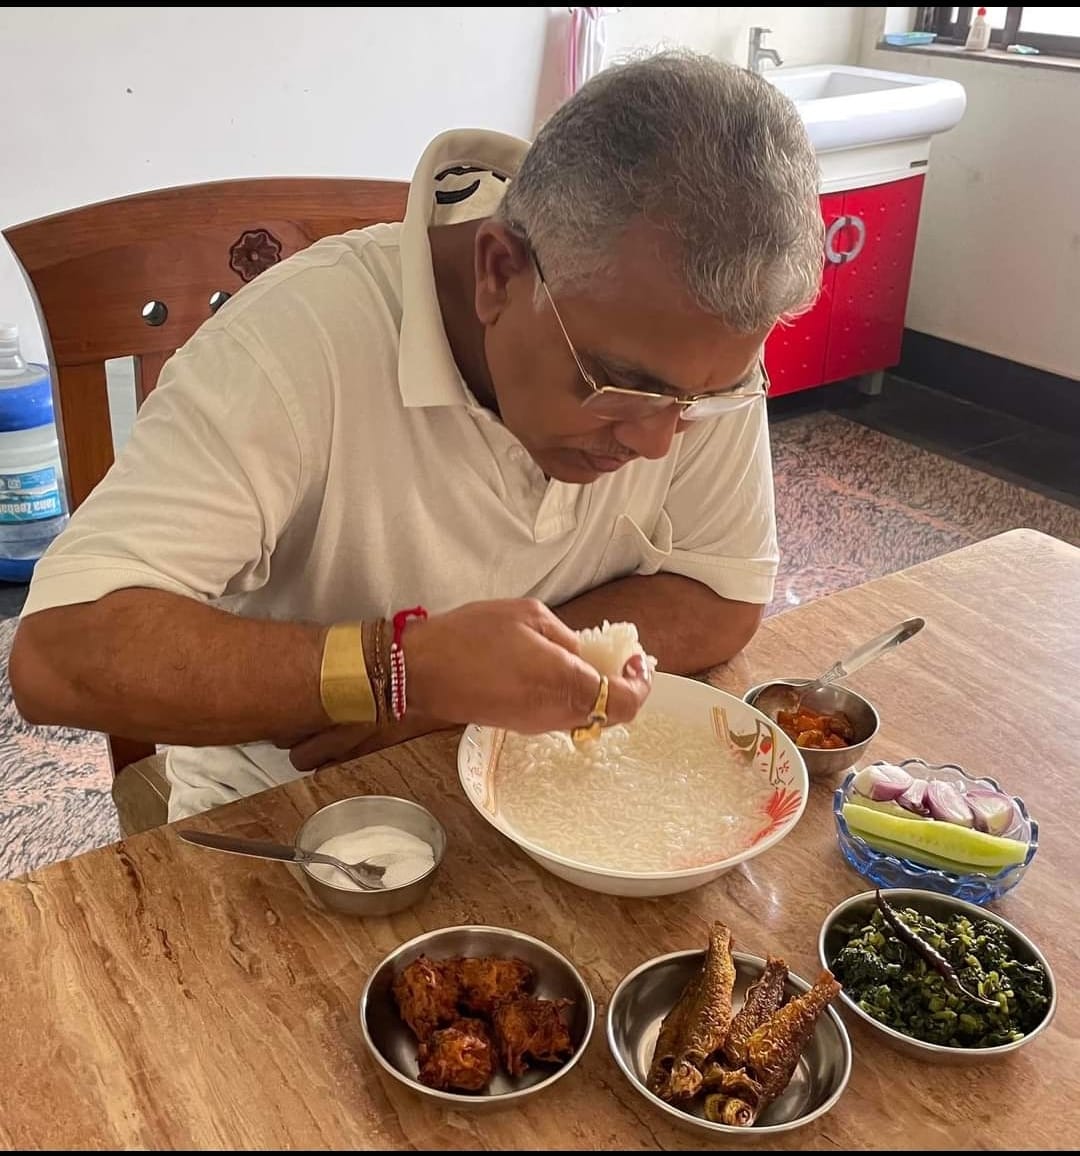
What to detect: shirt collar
<box><xmin>398</xmin><ymin>129</ymin><xmax>530</xmax><ymax>409</ymax></box>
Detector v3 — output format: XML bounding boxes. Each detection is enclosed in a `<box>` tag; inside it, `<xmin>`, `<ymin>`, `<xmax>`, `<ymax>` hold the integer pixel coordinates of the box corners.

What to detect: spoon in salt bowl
<box><xmin>178</xmin><ymin>829</ymin><xmax>387</xmax><ymax>890</ymax></box>
<box><xmin>752</xmin><ymin>616</ymin><xmax>926</xmax><ymax>719</ymax></box>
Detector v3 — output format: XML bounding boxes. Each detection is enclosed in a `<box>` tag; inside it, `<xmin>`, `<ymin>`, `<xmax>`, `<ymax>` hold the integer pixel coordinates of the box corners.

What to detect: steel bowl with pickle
<box><xmin>743</xmin><ymin>680</ymin><xmax>879</xmax><ymax>778</ymax></box>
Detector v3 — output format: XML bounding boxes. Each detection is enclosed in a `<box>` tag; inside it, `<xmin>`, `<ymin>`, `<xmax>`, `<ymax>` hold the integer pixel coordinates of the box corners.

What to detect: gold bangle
<box><xmin>320</xmin><ymin>623</ymin><xmax>377</xmax><ymax>724</ymax></box>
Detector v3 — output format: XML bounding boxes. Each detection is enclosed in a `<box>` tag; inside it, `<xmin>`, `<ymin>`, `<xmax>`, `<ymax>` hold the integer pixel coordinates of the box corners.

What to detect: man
<box><xmin>10</xmin><ymin>51</ymin><xmax>822</xmax><ymax>819</ymax></box>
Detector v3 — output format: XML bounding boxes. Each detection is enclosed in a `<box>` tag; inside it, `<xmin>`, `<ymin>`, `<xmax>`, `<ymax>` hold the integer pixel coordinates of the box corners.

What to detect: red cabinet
<box><xmin>765</xmin><ymin>175</ymin><xmax>925</xmax><ymax>398</ymax></box>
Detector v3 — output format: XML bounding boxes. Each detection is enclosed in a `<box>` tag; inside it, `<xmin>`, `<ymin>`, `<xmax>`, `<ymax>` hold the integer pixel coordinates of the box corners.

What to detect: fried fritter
<box><xmin>454</xmin><ymin>955</ymin><xmax>534</xmax><ymax>1016</ymax></box>
<box><xmin>416</xmin><ymin>1017</ymin><xmax>496</xmax><ymax>1093</ymax></box>
<box><xmin>490</xmin><ymin>996</ymin><xmax>574</xmax><ymax>1077</ymax></box>
<box><xmin>391</xmin><ymin>955</ymin><xmax>462</xmax><ymax>1041</ymax></box>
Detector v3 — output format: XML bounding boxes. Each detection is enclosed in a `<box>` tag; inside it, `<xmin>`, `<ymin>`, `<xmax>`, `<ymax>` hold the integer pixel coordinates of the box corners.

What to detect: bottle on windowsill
<box><xmin>964</xmin><ymin>7</ymin><xmax>992</xmax><ymax>51</ymax></box>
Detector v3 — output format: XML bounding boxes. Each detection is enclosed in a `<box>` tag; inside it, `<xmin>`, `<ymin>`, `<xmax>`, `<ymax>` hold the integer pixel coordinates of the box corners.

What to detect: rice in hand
<box><xmin>575</xmin><ymin>620</ymin><xmax>656</xmax><ymax>678</ymax></box>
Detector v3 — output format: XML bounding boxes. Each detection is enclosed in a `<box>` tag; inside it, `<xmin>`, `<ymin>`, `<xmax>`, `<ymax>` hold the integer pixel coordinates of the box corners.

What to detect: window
<box><xmin>915</xmin><ymin>6</ymin><xmax>1080</xmax><ymax>58</ymax></box>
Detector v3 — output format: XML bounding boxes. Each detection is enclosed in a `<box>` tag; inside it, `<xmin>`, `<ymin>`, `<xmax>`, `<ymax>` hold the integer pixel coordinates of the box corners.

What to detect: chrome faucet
<box><xmin>748</xmin><ymin>26</ymin><xmax>783</xmax><ymax>74</ymax></box>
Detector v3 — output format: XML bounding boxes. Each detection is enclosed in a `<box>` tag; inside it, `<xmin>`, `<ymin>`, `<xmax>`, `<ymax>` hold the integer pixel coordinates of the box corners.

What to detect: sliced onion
<box><xmin>897</xmin><ymin>777</ymin><xmax>930</xmax><ymax>817</ymax></box>
<box><xmin>964</xmin><ymin>787</ymin><xmax>1022</xmax><ymax>837</ymax></box>
<box><xmin>852</xmin><ymin>763</ymin><xmax>914</xmax><ymax>803</ymax></box>
<box><xmin>925</xmin><ymin>780</ymin><xmax>975</xmax><ymax>827</ymax></box>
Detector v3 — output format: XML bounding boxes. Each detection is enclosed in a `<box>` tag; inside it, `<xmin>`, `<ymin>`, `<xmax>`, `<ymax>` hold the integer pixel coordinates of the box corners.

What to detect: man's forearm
<box><xmin>10</xmin><ymin>589</ymin><xmax>332</xmax><ymax>745</ymax></box>
<box><xmin>556</xmin><ymin>573</ymin><xmax>764</xmax><ymax>675</ymax></box>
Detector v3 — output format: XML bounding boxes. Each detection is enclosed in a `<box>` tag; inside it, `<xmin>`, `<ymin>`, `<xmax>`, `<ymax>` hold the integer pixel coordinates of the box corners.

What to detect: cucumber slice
<box><xmin>846</xmin><ymin>829</ymin><xmax>997</xmax><ymax>874</ymax></box>
<box><xmin>842</xmin><ymin>802</ymin><xmax>1028</xmax><ymax>869</ymax></box>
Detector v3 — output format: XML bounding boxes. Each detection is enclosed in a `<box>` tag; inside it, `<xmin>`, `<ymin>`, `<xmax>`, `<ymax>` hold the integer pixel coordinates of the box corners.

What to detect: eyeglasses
<box><xmin>530</xmin><ymin>251</ymin><xmax>769</xmax><ymax>423</ymax></box>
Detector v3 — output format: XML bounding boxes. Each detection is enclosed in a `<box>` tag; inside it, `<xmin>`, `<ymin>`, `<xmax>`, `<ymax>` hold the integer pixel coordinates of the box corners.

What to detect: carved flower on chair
<box><xmin>229</xmin><ymin>228</ymin><xmax>283</xmax><ymax>282</ymax></box>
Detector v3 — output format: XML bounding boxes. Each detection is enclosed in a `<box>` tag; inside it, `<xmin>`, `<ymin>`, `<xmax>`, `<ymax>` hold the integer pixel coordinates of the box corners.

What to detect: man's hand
<box><xmin>9</xmin><ymin>591</ymin><xmax>654</xmax><ymax>756</ymax></box>
<box><xmin>285</xmin><ymin>714</ymin><xmax>451</xmax><ymax>772</ymax></box>
<box><xmin>404</xmin><ymin>599</ymin><xmax>651</xmax><ymax>733</ymax></box>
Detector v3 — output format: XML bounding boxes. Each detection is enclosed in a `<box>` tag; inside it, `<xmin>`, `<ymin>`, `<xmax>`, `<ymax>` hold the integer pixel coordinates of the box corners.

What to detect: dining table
<box><xmin>3</xmin><ymin>527</ymin><xmax>1078</xmax><ymax>1151</ymax></box>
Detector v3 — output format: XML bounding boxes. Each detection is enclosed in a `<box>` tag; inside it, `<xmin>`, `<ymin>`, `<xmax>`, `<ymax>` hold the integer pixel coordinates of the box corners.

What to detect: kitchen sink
<box><xmin>765</xmin><ymin>64</ymin><xmax>966</xmax><ymax>153</ymax></box>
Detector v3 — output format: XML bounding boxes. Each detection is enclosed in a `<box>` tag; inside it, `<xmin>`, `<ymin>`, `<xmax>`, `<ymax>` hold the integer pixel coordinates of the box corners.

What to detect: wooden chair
<box><xmin>3</xmin><ymin>177</ymin><xmax>410</xmax><ymax>834</ymax></box>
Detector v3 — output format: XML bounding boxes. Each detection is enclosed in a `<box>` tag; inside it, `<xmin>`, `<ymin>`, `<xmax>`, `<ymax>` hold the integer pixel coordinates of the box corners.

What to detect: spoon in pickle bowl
<box><xmin>177</xmin><ymin>829</ymin><xmax>388</xmax><ymax>890</ymax></box>
<box><xmin>750</xmin><ymin>616</ymin><xmax>926</xmax><ymax>720</ymax></box>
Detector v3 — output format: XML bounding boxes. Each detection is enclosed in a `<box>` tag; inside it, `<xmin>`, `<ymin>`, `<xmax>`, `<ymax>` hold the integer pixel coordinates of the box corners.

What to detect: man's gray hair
<box><xmin>498</xmin><ymin>50</ymin><xmax>823</xmax><ymax>332</ymax></box>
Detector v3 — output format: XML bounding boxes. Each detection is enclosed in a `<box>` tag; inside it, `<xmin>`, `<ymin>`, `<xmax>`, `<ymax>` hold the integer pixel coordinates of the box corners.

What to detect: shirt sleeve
<box><xmin>21</xmin><ymin>328</ymin><xmax>304</xmax><ymax>618</ymax></box>
<box><xmin>659</xmin><ymin>396</ymin><xmax>779</xmax><ymax>605</ymax></box>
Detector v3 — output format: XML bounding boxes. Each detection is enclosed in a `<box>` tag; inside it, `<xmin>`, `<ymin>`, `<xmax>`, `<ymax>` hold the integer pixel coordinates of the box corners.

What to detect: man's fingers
<box><xmin>289</xmin><ymin>723</ymin><xmax>378</xmax><ymax>771</ymax></box>
<box><xmin>528</xmin><ymin>603</ymin><xmax>582</xmax><ymax>655</ymax></box>
<box><xmin>623</xmin><ymin>653</ymin><xmax>652</xmax><ymax>683</ymax></box>
<box><xmin>604</xmin><ymin>665</ymin><xmax>652</xmax><ymax>726</ymax></box>
<box><xmin>562</xmin><ymin>650</ymin><xmax>652</xmax><ymax>728</ymax></box>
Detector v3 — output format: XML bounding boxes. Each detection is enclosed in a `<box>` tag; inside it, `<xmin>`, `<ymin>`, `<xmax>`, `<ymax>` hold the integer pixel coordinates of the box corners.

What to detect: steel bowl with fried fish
<box><xmin>644</xmin><ymin>923</ymin><xmax>843</xmax><ymax>1130</ymax></box>
<box><xmin>417</xmin><ymin>1017</ymin><xmax>497</xmax><ymax>1093</ymax></box>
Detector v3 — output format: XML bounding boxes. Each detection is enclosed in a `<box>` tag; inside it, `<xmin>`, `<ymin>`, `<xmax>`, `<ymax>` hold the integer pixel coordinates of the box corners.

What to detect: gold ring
<box><xmin>571</xmin><ymin>675</ymin><xmax>609</xmax><ymax>748</ymax></box>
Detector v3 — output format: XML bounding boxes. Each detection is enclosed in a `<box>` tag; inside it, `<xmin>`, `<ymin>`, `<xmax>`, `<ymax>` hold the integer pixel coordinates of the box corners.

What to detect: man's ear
<box><xmin>474</xmin><ymin>220</ymin><xmax>533</xmax><ymax>325</ymax></box>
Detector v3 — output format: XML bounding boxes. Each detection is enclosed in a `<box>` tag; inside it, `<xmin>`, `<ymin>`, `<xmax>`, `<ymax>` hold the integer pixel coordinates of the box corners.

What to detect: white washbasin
<box><xmin>766</xmin><ymin>65</ymin><xmax>966</xmax><ymax>153</ymax></box>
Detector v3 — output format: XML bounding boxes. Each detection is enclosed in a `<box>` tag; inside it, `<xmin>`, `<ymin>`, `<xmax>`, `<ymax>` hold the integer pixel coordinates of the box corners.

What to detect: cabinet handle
<box><xmin>824</xmin><ymin>214</ymin><xmax>867</xmax><ymax>265</ymax></box>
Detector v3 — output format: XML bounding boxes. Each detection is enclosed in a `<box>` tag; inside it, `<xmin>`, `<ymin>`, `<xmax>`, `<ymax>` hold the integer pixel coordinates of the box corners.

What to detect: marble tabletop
<box><xmin>3</xmin><ymin>529</ymin><xmax>1077</xmax><ymax>1150</ymax></box>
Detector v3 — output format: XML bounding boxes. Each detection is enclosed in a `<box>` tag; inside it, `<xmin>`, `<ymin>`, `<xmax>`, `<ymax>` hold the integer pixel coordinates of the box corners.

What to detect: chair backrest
<box><xmin>3</xmin><ymin>177</ymin><xmax>410</xmax><ymax>773</ymax></box>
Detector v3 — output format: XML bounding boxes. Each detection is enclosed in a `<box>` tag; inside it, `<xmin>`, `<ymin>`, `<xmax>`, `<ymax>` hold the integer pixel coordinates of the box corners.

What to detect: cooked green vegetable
<box><xmin>832</xmin><ymin>904</ymin><xmax>1051</xmax><ymax>1048</ymax></box>
<box><xmin>874</xmin><ymin>891</ymin><xmax>998</xmax><ymax>1008</ymax></box>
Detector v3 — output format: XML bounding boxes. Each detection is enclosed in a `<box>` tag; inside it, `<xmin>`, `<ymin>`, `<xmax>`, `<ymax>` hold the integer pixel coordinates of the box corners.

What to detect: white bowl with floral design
<box><xmin>457</xmin><ymin>673</ymin><xmax>809</xmax><ymax>897</ymax></box>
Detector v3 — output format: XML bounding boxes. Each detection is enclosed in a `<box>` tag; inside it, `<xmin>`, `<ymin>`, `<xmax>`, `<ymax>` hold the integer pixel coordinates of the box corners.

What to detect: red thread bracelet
<box><xmin>390</xmin><ymin>606</ymin><xmax>428</xmax><ymax>722</ymax></box>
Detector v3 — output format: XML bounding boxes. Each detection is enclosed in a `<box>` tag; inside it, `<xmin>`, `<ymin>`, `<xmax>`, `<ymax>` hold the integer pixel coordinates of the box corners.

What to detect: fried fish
<box><xmin>721</xmin><ymin>955</ymin><xmax>788</xmax><ymax>1068</ymax></box>
<box><xmin>709</xmin><ymin>970</ymin><xmax>842</xmax><ymax>1126</ymax></box>
<box><xmin>647</xmin><ymin>921</ymin><xmax>736</xmax><ymax>1103</ymax></box>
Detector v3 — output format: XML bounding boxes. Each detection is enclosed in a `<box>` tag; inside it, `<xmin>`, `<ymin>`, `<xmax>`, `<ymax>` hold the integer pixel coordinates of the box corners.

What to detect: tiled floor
<box><xmin>823</xmin><ymin>376</ymin><xmax>1080</xmax><ymax>509</ymax></box>
<box><xmin>767</xmin><ymin>408</ymin><xmax>1080</xmax><ymax>615</ymax></box>
<box><xmin>2</xmin><ymin>388</ymin><xmax>1079</xmax><ymax>879</ymax></box>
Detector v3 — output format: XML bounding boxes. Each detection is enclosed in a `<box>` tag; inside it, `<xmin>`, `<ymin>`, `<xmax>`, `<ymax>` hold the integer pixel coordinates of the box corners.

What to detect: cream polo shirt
<box><xmin>23</xmin><ymin>129</ymin><xmax>779</xmax><ymax>819</ymax></box>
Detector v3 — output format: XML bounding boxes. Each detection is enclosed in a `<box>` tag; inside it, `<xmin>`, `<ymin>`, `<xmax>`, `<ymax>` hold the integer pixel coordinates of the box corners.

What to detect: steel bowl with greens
<box><xmin>819</xmin><ymin>889</ymin><xmax>1055</xmax><ymax>1061</ymax></box>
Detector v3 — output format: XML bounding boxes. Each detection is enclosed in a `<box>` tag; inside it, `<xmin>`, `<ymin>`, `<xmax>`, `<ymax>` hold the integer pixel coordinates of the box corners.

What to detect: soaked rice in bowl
<box><xmin>495</xmin><ymin>711</ymin><xmax>772</xmax><ymax>872</ymax></box>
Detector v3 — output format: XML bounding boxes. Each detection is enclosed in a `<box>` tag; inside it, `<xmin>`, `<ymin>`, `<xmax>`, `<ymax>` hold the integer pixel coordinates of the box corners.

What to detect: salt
<box><xmin>309</xmin><ymin>824</ymin><xmax>434</xmax><ymax>890</ymax></box>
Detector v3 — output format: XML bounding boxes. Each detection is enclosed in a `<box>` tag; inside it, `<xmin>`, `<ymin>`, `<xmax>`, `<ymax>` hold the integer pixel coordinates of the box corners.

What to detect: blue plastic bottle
<box><xmin>0</xmin><ymin>324</ymin><xmax>69</xmax><ymax>582</ymax></box>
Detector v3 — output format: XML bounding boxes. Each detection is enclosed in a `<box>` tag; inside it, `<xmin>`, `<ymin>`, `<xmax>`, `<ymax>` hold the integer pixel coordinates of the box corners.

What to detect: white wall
<box><xmin>1</xmin><ymin>6</ymin><xmax>863</xmax><ymax>363</ymax></box>
<box><xmin>861</xmin><ymin>9</ymin><xmax>1080</xmax><ymax>380</ymax></box>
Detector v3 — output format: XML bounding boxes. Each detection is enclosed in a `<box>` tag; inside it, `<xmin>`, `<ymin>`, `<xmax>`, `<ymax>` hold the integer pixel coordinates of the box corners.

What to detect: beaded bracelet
<box><xmin>390</xmin><ymin>606</ymin><xmax>428</xmax><ymax>721</ymax></box>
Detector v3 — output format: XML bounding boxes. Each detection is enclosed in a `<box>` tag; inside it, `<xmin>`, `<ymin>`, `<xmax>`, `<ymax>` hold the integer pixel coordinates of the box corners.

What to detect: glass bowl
<box><xmin>833</xmin><ymin>758</ymin><xmax>1038</xmax><ymax>905</ymax></box>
